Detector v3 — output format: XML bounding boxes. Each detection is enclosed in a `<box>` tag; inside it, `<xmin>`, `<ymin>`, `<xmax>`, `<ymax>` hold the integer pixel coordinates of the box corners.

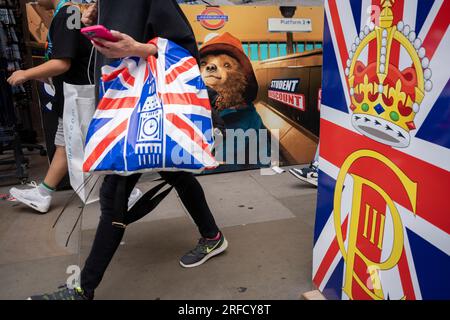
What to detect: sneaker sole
<box><xmin>9</xmin><ymin>189</ymin><xmax>49</xmax><ymax>214</ymax></box>
<box><xmin>179</xmin><ymin>238</ymin><xmax>228</xmax><ymax>268</ymax></box>
<box><xmin>289</xmin><ymin>170</ymin><xmax>318</xmax><ymax>187</ymax></box>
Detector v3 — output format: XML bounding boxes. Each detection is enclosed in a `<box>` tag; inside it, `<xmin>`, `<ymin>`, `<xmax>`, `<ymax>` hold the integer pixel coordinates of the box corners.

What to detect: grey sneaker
<box><xmin>27</xmin><ymin>285</ymin><xmax>92</xmax><ymax>300</ymax></box>
<box><xmin>180</xmin><ymin>232</ymin><xmax>228</xmax><ymax>268</ymax></box>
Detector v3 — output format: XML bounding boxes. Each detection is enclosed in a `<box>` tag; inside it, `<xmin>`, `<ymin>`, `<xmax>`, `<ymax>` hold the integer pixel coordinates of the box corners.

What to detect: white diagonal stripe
<box><xmin>324</xmin><ymin>2</ymin><xmax>352</xmax><ymax>109</ymax></box>
<box><xmin>418</xmin><ymin>0</ymin><xmax>444</xmax><ymax>41</ymax></box>
<box><xmin>411</xmin><ymin>27</ymin><xmax>450</xmax><ymax>135</ymax></box>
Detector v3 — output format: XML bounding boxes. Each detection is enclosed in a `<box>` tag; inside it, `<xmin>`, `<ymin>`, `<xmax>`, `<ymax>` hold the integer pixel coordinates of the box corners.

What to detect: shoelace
<box><xmin>189</xmin><ymin>238</ymin><xmax>209</xmax><ymax>255</ymax></box>
<box><xmin>27</xmin><ymin>181</ymin><xmax>38</xmax><ymax>188</ymax></box>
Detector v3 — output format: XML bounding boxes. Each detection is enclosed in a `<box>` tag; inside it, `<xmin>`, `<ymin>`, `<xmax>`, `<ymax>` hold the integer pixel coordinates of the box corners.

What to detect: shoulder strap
<box><xmin>112</xmin><ymin>180</ymin><xmax>173</xmax><ymax>228</ymax></box>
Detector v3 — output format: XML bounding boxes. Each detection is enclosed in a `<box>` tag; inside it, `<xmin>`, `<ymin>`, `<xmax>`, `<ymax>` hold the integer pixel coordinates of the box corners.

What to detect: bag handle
<box><xmin>125</xmin><ymin>181</ymin><xmax>173</xmax><ymax>225</ymax></box>
<box><xmin>111</xmin><ymin>179</ymin><xmax>173</xmax><ymax>228</ymax></box>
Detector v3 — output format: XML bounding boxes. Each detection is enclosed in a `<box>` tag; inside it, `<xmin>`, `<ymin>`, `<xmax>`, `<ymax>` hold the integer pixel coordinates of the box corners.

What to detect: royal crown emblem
<box><xmin>345</xmin><ymin>0</ymin><xmax>432</xmax><ymax>148</ymax></box>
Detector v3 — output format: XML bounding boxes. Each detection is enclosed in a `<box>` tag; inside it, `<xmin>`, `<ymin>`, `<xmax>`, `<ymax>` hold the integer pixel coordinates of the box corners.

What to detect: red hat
<box><xmin>200</xmin><ymin>32</ymin><xmax>258</xmax><ymax>102</ymax></box>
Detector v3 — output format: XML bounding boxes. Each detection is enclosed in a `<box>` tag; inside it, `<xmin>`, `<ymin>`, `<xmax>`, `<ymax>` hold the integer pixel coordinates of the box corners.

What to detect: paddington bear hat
<box><xmin>200</xmin><ymin>32</ymin><xmax>258</xmax><ymax>102</ymax></box>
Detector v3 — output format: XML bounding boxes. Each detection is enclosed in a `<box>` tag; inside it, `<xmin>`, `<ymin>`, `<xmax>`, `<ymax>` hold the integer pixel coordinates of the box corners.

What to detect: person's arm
<box><xmin>92</xmin><ymin>31</ymin><xmax>157</xmax><ymax>59</ymax></box>
<box><xmin>7</xmin><ymin>59</ymin><xmax>71</xmax><ymax>86</ymax></box>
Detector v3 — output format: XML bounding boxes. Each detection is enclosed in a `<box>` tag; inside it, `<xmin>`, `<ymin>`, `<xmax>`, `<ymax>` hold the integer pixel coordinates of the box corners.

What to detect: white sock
<box><xmin>38</xmin><ymin>183</ymin><xmax>54</xmax><ymax>197</ymax></box>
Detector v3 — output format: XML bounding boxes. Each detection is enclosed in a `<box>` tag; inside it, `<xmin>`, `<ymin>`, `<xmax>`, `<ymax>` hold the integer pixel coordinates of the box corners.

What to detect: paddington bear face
<box><xmin>200</xmin><ymin>54</ymin><xmax>248</xmax><ymax>110</ymax></box>
<box><xmin>200</xmin><ymin>54</ymin><xmax>240</xmax><ymax>87</ymax></box>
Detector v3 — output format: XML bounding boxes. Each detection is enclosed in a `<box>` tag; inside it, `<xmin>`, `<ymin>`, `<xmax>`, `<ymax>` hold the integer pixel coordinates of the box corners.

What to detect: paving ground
<box><xmin>0</xmin><ymin>151</ymin><xmax>317</xmax><ymax>300</ymax></box>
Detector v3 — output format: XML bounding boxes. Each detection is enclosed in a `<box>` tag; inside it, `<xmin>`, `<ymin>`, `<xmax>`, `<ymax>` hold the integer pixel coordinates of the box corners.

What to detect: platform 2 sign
<box><xmin>313</xmin><ymin>0</ymin><xmax>450</xmax><ymax>300</ymax></box>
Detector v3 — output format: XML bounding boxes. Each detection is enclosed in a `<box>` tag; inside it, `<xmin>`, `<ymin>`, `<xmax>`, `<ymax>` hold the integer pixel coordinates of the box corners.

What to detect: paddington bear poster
<box><xmin>181</xmin><ymin>4</ymin><xmax>323</xmax><ymax>173</ymax></box>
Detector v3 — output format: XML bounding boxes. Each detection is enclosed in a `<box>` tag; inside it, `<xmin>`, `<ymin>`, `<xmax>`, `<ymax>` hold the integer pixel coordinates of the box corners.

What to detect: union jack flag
<box><xmin>314</xmin><ymin>0</ymin><xmax>450</xmax><ymax>300</ymax></box>
<box><xmin>83</xmin><ymin>38</ymin><xmax>217</xmax><ymax>174</ymax></box>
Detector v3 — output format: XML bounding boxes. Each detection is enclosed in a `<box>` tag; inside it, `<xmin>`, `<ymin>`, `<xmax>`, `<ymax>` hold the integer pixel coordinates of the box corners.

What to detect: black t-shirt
<box><xmin>95</xmin><ymin>0</ymin><xmax>199</xmax><ymax>86</ymax></box>
<box><xmin>48</xmin><ymin>5</ymin><xmax>93</xmax><ymax>117</ymax></box>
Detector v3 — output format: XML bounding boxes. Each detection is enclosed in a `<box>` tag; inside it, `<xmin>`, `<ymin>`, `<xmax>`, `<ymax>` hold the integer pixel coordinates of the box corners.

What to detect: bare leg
<box><xmin>43</xmin><ymin>146</ymin><xmax>68</xmax><ymax>189</ymax></box>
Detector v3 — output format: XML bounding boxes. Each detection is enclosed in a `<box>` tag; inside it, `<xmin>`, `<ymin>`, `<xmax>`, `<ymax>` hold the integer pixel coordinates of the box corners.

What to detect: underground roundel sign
<box><xmin>197</xmin><ymin>7</ymin><xmax>228</xmax><ymax>30</ymax></box>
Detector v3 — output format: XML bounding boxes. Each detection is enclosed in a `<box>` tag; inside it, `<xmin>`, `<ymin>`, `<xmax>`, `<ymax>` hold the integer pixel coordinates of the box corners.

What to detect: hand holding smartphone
<box><xmin>81</xmin><ymin>25</ymin><xmax>118</xmax><ymax>46</ymax></box>
<box><xmin>81</xmin><ymin>26</ymin><xmax>157</xmax><ymax>59</ymax></box>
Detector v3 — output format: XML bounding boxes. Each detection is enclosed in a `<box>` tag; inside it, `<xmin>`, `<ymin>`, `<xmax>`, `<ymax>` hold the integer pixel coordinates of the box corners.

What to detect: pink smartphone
<box><xmin>81</xmin><ymin>25</ymin><xmax>118</xmax><ymax>43</ymax></box>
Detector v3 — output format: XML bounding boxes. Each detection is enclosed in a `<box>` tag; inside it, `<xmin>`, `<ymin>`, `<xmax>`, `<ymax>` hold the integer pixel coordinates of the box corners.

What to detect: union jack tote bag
<box><xmin>83</xmin><ymin>38</ymin><xmax>218</xmax><ymax>175</ymax></box>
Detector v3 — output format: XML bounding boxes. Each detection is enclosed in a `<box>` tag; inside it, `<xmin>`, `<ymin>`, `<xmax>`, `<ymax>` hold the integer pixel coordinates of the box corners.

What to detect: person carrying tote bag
<box><xmin>8</xmin><ymin>0</ymin><xmax>99</xmax><ymax>213</ymax></box>
<box><xmin>28</xmin><ymin>0</ymin><xmax>228</xmax><ymax>300</ymax></box>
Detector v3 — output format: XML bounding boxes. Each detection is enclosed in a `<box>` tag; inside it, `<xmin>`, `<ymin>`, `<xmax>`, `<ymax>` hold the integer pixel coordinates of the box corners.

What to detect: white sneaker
<box><xmin>128</xmin><ymin>188</ymin><xmax>143</xmax><ymax>210</ymax></box>
<box><xmin>9</xmin><ymin>183</ymin><xmax>51</xmax><ymax>214</ymax></box>
<box><xmin>289</xmin><ymin>161</ymin><xmax>319</xmax><ymax>187</ymax></box>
